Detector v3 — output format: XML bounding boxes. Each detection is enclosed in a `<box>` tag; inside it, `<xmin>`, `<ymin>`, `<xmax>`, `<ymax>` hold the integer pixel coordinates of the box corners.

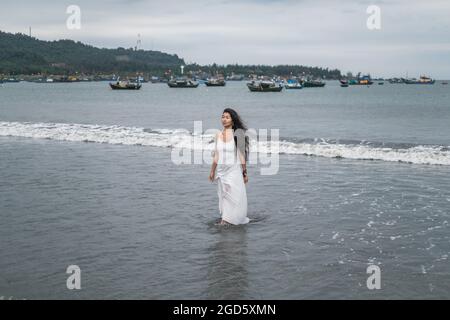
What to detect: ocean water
<box><xmin>0</xmin><ymin>81</ymin><xmax>449</xmax><ymax>299</ymax></box>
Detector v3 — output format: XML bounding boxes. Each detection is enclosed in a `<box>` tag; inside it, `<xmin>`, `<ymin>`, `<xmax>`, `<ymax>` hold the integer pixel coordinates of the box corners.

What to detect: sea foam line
<box><xmin>1</xmin><ymin>121</ymin><xmax>450</xmax><ymax>166</ymax></box>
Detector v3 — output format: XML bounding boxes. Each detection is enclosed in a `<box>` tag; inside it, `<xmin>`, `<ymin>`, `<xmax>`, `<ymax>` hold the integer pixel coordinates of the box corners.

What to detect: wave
<box><xmin>1</xmin><ymin>121</ymin><xmax>450</xmax><ymax>166</ymax></box>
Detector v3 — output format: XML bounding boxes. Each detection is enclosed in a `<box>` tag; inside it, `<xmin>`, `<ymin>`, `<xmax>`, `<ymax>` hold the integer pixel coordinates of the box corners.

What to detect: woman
<box><xmin>209</xmin><ymin>108</ymin><xmax>250</xmax><ymax>225</ymax></box>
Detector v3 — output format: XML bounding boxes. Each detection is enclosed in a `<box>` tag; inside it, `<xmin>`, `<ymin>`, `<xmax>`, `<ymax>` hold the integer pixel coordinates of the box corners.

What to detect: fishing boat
<box><xmin>167</xmin><ymin>78</ymin><xmax>199</xmax><ymax>88</ymax></box>
<box><xmin>3</xmin><ymin>78</ymin><xmax>20</xmax><ymax>83</ymax></box>
<box><xmin>109</xmin><ymin>78</ymin><xmax>142</xmax><ymax>90</ymax></box>
<box><xmin>129</xmin><ymin>76</ymin><xmax>148</xmax><ymax>83</ymax></box>
<box><xmin>388</xmin><ymin>78</ymin><xmax>405</xmax><ymax>84</ymax></box>
<box><xmin>340</xmin><ymin>79</ymin><xmax>349</xmax><ymax>87</ymax></box>
<box><xmin>247</xmin><ymin>80</ymin><xmax>283</xmax><ymax>92</ymax></box>
<box><xmin>404</xmin><ymin>75</ymin><xmax>435</xmax><ymax>85</ymax></box>
<box><xmin>442</xmin><ymin>82</ymin><xmax>448</xmax><ymax>85</ymax></box>
<box><xmin>205</xmin><ymin>78</ymin><xmax>226</xmax><ymax>87</ymax></box>
<box><xmin>284</xmin><ymin>79</ymin><xmax>303</xmax><ymax>89</ymax></box>
<box><xmin>226</xmin><ymin>74</ymin><xmax>245</xmax><ymax>81</ymax></box>
<box><xmin>345</xmin><ymin>73</ymin><xmax>373</xmax><ymax>86</ymax></box>
<box><xmin>301</xmin><ymin>78</ymin><xmax>325</xmax><ymax>88</ymax></box>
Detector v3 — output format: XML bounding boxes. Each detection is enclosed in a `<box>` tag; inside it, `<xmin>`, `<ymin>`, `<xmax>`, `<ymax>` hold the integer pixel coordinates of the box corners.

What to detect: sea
<box><xmin>0</xmin><ymin>80</ymin><xmax>449</xmax><ymax>299</ymax></box>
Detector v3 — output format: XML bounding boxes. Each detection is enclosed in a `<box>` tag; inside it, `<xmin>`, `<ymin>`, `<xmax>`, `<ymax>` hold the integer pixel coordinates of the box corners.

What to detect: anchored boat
<box><xmin>404</xmin><ymin>75</ymin><xmax>435</xmax><ymax>85</ymax></box>
<box><xmin>388</xmin><ymin>78</ymin><xmax>405</xmax><ymax>84</ymax></box>
<box><xmin>285</xmin><ymin>79</ymin><xmax>303</xmax><ymax>89</ymax></box>
<box><xmin>301</xmin><ymin>79</ymin><xmax>325</xmax><ymax>88</ymax></box>
<box><xmin>247</xmin><ymin>80</ymin><xmax>283</xmax><ymax>92</ymax></box>
<box><xmin>205</xmin><ymin>78</ymin><xmax>226</xmax><ymax>87</ymax></box>
<box><xmin>109</xmin><ymin>78</ymin><xmax>142</xmax><ymax>90</ymax></box>
<box><xmin>3</xmin><ymin>78</ymin><xmax>20</xmax><ymax>83</ymax></box>
<box><xmin>340</xmin><ymin>79</ymin><xmax>349</xmax><ymax>87</ymax></box>
<box><xmin>168</xmin><ymin>78</ymin><xmax>199</xmax><ymax>88</ymax></box>
<box><xmin>343</xmin><ymin>73</ymin><xmax>373</xmax><ymax>86</ymax></box>
<box><xmin>226</xmin><ymin>74</ymin><xmax>245</xmax><ymax>81</ymax></box>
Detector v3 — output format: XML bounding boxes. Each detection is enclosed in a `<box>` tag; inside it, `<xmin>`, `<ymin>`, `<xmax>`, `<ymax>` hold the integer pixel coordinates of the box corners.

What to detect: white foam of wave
<box><xmin>1</xmin><ymin>121</ymin><xmax>450</xmax><ymax>166</ymax></box>
<box><xmin>271</xmin><ymin>140</ymin><xmax>450</xmax><ymax>166</ymax></box>
<box><xmin>0</xmin><ymin>121</ymin><xmax>198</xmax><ymax>149</ymax></box>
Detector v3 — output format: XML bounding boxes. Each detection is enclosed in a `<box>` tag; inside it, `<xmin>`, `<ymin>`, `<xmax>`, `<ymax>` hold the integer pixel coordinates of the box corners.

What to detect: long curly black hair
<box><xmin>223</xmin><ymin>108</ymin><xmax>250</xmax><ymax>162</ymax></box>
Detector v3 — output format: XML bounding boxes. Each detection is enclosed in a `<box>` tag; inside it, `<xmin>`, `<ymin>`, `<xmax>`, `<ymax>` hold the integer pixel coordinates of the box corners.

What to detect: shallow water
<box><xmin>0</xmin><ymin>81</ymin><xmax>449</xmax><ymax>299</ymax></box>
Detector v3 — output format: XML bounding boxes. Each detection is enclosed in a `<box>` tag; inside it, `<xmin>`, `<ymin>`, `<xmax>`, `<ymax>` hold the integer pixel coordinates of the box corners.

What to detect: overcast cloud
<box><xmin>1</xmin><ymin>0</ymin><xmax>449</xmax><ymax>78</ymax></box>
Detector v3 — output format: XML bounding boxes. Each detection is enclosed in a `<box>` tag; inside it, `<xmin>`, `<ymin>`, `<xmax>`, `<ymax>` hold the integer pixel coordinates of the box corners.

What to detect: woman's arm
<box><xmin>237</xmin><ymin>148</ymin><xmax>248</xmax><ymax>184</ymax></box>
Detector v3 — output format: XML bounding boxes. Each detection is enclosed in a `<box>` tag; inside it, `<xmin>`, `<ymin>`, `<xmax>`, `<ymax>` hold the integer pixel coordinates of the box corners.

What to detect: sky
<box><xmin>1</xmin><ymin>0</ymin><xmax>450</xmax><ymax>78</ymax></box>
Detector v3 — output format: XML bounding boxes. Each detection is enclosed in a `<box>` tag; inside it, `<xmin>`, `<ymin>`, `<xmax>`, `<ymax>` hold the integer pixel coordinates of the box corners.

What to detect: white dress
<box><xmin>214</xmin><ymin>136</ymin><xmax>250</xmax><ymax>225</ymax></box>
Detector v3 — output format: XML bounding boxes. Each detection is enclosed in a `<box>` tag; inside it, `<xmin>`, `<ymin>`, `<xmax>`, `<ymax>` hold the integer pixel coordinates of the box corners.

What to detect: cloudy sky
<box><xmin>1</xmin><ymin>0</ymin><xmax>450</xmax><ymax>78</ymax></box>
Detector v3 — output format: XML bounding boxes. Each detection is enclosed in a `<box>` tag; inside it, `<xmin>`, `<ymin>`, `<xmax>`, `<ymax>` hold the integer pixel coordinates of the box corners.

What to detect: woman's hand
<box><xmin>209</xmin><ymin>170</ymin><xmax>215</xmax><ymax>182</ymax></box>
<box><xmin>243</xmin><ymin>175</ymin><xmax>248</xmax><ymax>184</ymax></box>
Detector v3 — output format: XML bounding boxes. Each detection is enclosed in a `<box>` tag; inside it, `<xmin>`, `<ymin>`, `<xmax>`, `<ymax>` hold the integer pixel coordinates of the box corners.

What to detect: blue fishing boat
<box><xmin>342</xmin><ymin>73</ymin><xmax>373</xmax><ymax>86</ymax></box>
<box><xmin>285</xmin><ymin>79</ymin><xmax>303</xmax><ymax>89</ymax></box>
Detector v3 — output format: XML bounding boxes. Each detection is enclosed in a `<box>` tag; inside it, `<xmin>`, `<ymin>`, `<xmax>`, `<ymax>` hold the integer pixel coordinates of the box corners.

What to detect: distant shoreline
<box><xmin>0</xmin><ymin>30</ymin><xmax>342</xmax><ymax>79</ymax></box>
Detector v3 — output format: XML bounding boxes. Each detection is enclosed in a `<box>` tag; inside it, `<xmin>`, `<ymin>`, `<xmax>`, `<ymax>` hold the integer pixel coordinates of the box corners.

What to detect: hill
<box><xmin>0</xmin><ymin>30</ymin><xmax>342</xmax><ymax>79</ymax></box>
<box><xmin>0</xmin><ymin>31</ymin><xmax>185</xmax><ymax>75</ymax></box>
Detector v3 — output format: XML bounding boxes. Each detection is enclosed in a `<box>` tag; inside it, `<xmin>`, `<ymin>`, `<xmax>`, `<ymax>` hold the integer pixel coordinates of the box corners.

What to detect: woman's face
<box><xmin>221</xmin><ymin>112</ymin><xmax>233</xmax><ymax>128</ymax></box>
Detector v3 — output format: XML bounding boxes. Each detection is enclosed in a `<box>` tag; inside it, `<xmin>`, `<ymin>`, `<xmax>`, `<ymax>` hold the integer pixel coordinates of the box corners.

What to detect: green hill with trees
<box><xmin>0</xmin><ymin>31</ymin><xmax>185</xmax><ymax>75</ymax></box>
<box><xmin>0</xmin><ymin>30</ymin><xmax>341</xmax><ymax>79</ymax></box>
